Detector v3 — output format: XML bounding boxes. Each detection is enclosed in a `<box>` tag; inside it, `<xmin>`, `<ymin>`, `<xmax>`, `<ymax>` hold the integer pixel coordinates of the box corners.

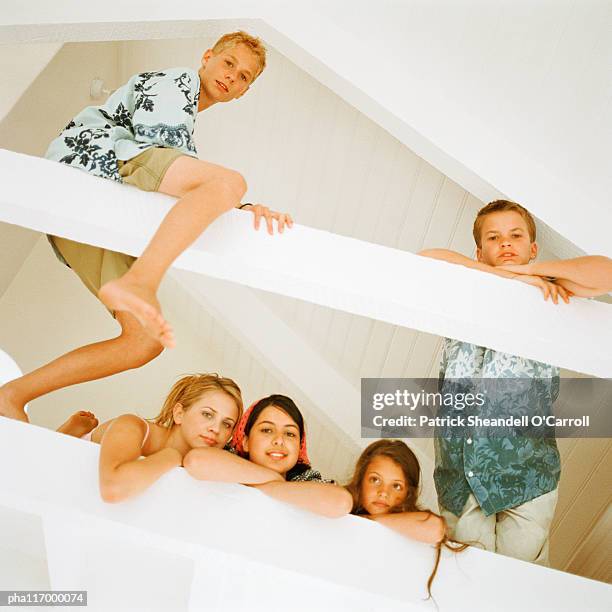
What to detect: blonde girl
<box><xmin>61</xmin><ymin>373</ymin><xmax>243</xmax><ymax>503</ymax></box>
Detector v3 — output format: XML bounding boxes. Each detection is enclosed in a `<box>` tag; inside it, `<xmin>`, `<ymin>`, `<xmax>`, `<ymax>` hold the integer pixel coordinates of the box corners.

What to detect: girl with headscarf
<box><xmin>184</xmin><ymin>394</ymin><xmax>352</xmax><ymax>518</ymax></box>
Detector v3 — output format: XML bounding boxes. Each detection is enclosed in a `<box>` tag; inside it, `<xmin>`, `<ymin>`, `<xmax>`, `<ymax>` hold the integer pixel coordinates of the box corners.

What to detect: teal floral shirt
<box><xmin>45</xmin><ymin>67</ymin><xmax>200</xmax><ymax>180</ymax></box>
<box><xmin>434</xmin><ymin>339</ymin><xmax>561</xmax><ymax>517</ymax></box>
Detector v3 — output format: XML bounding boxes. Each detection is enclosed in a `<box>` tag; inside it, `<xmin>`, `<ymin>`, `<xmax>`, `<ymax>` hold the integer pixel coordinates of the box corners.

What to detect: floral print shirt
<box><xmin>434</xmin><ymin>338</ymin><xmax>561</xmax><ymax>517</ymax></box>
<box><xmin>288</xmin><ymin>466</ymin><xmax>334</xmax><ymax>483</ymax></box>
<box><xmin>45</xmin><ymin>68</ymin><xmax>200</xmax><ymax>181</ymax></box>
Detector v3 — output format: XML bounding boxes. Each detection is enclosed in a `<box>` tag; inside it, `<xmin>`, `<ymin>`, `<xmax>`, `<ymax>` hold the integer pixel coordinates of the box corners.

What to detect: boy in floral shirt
<box><xmin>420</xmin><ymin>200</ymin><xmax>611</xmax><ymax>563</ymax></box>
<box><xmin>0</xmin><ymin>31</ymin><xmax>292</xmax><ymax>425</ymax></box>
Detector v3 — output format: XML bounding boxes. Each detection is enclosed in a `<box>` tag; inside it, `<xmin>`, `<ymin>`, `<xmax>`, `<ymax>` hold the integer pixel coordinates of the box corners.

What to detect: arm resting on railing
<box><xmin>366</xmin><ymin>511</ymin><xmax>446</xmax><ymax>545</ymax></box>
<box><xmin>99</xmin><ymin>415</ymin><xmax>182</xmax><ymax>503</ymax></box>
<box><xmin>504</xmin><ymin>256</ymin><xmax>612</xmax><ymax>297</ymax></box>
<box><xmin>183</xmin><ymin>447</ymin><xmax>283</xmax><ymax>484</ymax></box>
<box><xmin>418</xmin><ymin>248</ymin><xmax>571</xmax><ymax>303</ymax></box>
<box><xmin>251</xmin><ymin>481</ymin><xmax>353</xmax><ymax>518</ymax></box>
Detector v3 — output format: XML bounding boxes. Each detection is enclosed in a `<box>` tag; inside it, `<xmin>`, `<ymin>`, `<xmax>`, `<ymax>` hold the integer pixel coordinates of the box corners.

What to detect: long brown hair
<box><xmin>346</xmin><ymin>440</ymin><xmax>467</xmax><ymax>599</ymax></box>
<box><xmin>153</xmin><ymin>373</ymin><xmax>243</xmax><ymax>429</ymax></box>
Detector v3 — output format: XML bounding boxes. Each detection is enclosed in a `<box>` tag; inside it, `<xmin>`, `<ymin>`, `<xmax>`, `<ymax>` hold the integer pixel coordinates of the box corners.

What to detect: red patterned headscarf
<box><xmin>231</xmin><ymin>397</ymin><xmax>311</xmax><ymax>466</ymax></box>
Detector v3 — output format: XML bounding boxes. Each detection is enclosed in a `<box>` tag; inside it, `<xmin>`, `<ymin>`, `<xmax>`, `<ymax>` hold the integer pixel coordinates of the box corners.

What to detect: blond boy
<box><xmin>1</xmin><ymin>32</ymin><xmax>291</xmax><ymax>423</ymax></box>
<box><xmin>420</xmin><ymin>200</ymin><xmax>611</xmax><ymax>563</ymax></box>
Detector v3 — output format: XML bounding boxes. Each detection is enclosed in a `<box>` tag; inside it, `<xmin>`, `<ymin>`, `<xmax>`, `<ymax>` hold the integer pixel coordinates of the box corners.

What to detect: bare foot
<box><xmin>0</xmin><ymin>384</ymin><xmax>29</xmax><ymax>423</ymax></box>
<box><xmin>57</xmin><ymin>410</ymin><xmax>99</xmax><ymax>438</ymax></box>
<box><xmin>99</xmin><ymin>277</ymin><xmax>175</xmax><ymax>349</ymax></box>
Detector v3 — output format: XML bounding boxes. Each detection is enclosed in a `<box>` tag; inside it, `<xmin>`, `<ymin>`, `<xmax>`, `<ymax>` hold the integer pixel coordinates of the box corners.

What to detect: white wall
<box><xmin>0</xmin><ymin>42</ymin><xmax>121</xmax><ymax>157</ymax></box>
<box><xmin>263</xmin><ymin>0</ymin><xmax>612</xmax><ymax>255</ymax></box>
<box><xmin>0</xmin><ymin>42</ymin><xmax>61</xmax><ymax>121</ymax></box>
<box><xmin>2</xmin><ymin>1</ymin><xmax>608</xmax><ymax>256</ymax></box>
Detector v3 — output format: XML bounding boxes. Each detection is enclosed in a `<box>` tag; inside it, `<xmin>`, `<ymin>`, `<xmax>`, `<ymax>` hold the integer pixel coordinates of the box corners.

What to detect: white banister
<box><xmin>0</xmin><ymin>348</ymin><xmax>23</xmax><ymax>385</ymax></box>
<box><xmin>0</xmin><ymin>348</ymin><xmax>30</xmax><ymax>415</ymax></box>
<box><xmin>0</xmin><ymin>149</ymin><xmax>610</xmax><ymax>377</ymax></box>
<box><xmin>0</xmin><ymin>418</ymin><xmax>610</xmax><ymax>611</ymax></box>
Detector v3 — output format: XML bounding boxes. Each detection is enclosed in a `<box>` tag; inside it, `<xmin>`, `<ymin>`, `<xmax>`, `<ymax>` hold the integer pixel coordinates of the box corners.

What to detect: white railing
<box><xmin>0</xmin><ymin>417</ymin><xmax>610</xmax><ymax>612</ymax></box>
<box><xmin>0</xmin><ymin>149</ymin><xmax>610</xmax><ymax>378</ymax></box>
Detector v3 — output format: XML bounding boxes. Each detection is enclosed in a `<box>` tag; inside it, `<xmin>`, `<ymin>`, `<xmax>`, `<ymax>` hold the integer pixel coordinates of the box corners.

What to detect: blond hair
<box><xmin>473</xmin><ymin>200</ymin><xmax>537</xmax><ymax>248</ymax></box>
<box><xmin>154</xmin><ymin>373</ymin><xmax>243</xmax><ymax>428</ymax></box>
<box><xmin>211</xmin><ymin>31</ymin><xmax>267</xmax><ymax>81</ymax></box>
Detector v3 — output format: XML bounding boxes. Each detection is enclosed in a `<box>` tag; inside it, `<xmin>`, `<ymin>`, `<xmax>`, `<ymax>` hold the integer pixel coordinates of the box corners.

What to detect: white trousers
<box><xmin>441</xmin><ymin>488</ymin><xmax>559</xmax><ymax>565</ymax></box>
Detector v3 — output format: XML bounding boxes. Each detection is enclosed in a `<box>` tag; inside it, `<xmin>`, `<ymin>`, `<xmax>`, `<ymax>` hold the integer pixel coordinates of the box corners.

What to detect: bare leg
<box><xmin>0</xmin><ymin>311</ymin><xmax>162</xmax><ymax>422</ymax></box>
<box><xmin>99</xmin><ymin>157</ymin><xmax>247</xmax><ymax>347</ymax></box>
<box><xmin>57</xmin><ymin>410</ymin><xmax>99</xmax><ymax>438</ymax></box>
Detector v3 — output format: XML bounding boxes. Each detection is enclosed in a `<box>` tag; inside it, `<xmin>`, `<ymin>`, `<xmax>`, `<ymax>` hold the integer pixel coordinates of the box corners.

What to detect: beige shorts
<box><xmin>49</xmin><ymin>147</ymin><xmax>185</xmax><ymax>308</ymax></box>
<box><xmin>441</xmin><ymin>488</ymin><xmax>559</xmax><ymax>565</ymax></box>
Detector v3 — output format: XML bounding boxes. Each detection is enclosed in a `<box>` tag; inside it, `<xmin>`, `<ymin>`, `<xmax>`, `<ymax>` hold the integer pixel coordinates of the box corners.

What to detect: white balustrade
<box><xmin>0</xmin><ymin>149</ymin><xmax>610</xmax><ymax>378</ymax></box>
<box><xmin>0</xmin><ymin>417</ymin><xmax>610</xmax><ymax>611</ymax></box>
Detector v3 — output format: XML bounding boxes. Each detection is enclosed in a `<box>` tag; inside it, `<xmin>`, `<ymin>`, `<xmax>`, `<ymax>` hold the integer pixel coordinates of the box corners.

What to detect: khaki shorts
<box><xmin>49</xmin><ymin>147</ymin><xmax>185</xmax><ymax>308</ymax></box>
<box><xmin>441</xmin><ymin>488</ymin><xmax>559</xmax><ymax>565</ymax></box>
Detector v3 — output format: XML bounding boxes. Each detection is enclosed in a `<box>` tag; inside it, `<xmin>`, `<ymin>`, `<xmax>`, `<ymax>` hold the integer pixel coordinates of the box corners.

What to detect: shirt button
<box><xmin>466</xmin><ymin>438</ymin><xmax>472</xmax><ymax>445</ymax></box>
<box><xmin>468</xmin><ymin>471</ymin><xmax>474</xmax><ymax>478</ymax></box>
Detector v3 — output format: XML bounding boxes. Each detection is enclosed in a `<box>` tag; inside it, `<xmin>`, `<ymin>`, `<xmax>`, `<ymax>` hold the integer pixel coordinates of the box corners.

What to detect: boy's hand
<box><xmin>239</xmin><ymin>203</ymin><xmax>294</xmax><ymax>235</ymax></box>
<box><xmin>514</xmin><ymin>274</ymin><xmax>572</xmax><ymax>304</ymax></box>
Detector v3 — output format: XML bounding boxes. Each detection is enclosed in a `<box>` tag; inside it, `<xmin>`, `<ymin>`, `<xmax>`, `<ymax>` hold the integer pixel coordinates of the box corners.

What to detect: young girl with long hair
<box><xmin>61</xmin><ymin>373</ymin><xmax>243</xmax><ymax>503</ymax></box>
<box><xmin>184</xmin><ymin>394</ymin><xmax>353</xmax><ymax>518</ymax></box>
<box><xmin>346</xmin><ymin>440</ymin><xmax>467</xmax><ymax>598</ymax></box>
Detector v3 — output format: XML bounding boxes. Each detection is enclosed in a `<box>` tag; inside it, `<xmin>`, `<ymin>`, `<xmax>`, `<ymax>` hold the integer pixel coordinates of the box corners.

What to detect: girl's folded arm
<box><xmin>252</xmin><ymin>481</ymin><xmax>353</xmax><ymax>518</ymax></box>
<box><xmin>183</xmin><ymin>447</ymin><xmax>283</xmax><ymax>484</ymax></box>
<box><xmin>98</xmin><ymin>414</ymin><xmax>181</xmax><ymax>503</ymax></box>
<box><xmin>367</xmin><ymin>511</ymin><xmax>446</xmax><ymax>545</ymax></box>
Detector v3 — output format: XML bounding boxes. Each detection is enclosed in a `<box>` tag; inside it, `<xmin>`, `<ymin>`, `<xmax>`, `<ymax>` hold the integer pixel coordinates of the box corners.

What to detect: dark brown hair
<box><xmin>346</xmin><ymin>439</ymin><xmax>421</xmax><ymax>514</ymax></box>
<box><xmin>346</xmin><ymin>440</ymin><xmax>467</xmax><ymax>600</ymax></box>
<box><xmin>242</xmin><ymin>394</ymin><xmax>310</xmax><ymax>480</ymax></box>
<box><xmin>473</xmin><ymin>199</ymin><xmax>536</xmax><ymax>248</ymax></box>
